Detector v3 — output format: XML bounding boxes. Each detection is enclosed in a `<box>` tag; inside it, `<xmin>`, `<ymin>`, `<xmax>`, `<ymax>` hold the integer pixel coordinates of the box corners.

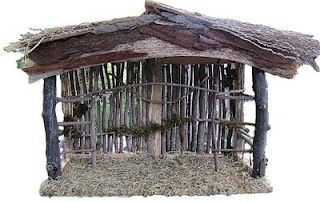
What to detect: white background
<box><xmin>0</xmin><ymin>0</ymin><xmax>320</xmax><ymax>202</ymax></box>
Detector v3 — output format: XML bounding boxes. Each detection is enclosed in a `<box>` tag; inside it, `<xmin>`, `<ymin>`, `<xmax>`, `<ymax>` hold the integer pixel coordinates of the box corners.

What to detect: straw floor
<box><xmin>40</xmin><ymin>153</ymin><xmax>272</xmax><ymax>197</ymax></box>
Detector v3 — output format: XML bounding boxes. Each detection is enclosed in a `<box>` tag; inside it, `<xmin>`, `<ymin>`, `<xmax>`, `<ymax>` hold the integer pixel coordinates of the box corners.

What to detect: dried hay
<box><xmin>40</xmin><ymin>154</ymin><xmax>272</xmax><ymax>197</ymax></box>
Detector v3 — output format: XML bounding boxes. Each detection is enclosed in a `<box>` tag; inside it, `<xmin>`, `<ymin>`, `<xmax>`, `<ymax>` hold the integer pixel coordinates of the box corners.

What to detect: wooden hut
<box><xmin>5</xmin><ymin>0</ymin><xmax>320</xmax><ymax>181</ymax></box>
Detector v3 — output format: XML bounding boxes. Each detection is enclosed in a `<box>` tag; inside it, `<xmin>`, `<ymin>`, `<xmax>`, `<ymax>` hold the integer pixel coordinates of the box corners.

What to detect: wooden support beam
<box><xmin>148</xmin><ymin>59</ymin><xmax>162</xmax><ymax>156</ymax></box>
<box><xmin>42</xmin><ymin>76</ymin><xmax>61</xmax><ymax>179</ymax></box>
<box><xmin>252</xmin><ymin>67</ymin><xmax>269</xmax><ymax>178</ymax></box>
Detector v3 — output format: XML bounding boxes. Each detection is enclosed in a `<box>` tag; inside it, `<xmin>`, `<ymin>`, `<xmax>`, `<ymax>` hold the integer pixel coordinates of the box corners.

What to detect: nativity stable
<box><xmin>5</xmin><ymin>0</ymin><xmax>320</xmax><ymax>196</ymax></box>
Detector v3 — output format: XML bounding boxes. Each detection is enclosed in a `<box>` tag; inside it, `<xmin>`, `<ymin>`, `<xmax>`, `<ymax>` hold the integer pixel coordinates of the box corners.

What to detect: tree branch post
<box><xmin>252</xmin><ymin>67</ymin><xmax>269</xmax><ymax>178</ymax></box>
<box><xmin>42</xmin><ymin>76</ymin><xmax>61</xmax><ymax>179</ymax></box>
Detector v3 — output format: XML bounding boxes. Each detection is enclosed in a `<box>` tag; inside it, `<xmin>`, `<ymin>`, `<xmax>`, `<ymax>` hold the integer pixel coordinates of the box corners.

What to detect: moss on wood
<box><xmin>106</xmin><ymin>115</ymin><xmax>195</xmax><ymax>137</ymax></box>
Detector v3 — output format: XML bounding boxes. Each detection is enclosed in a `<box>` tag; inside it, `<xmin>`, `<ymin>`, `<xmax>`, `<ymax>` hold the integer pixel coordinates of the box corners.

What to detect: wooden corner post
<box><xmin>252</xmin><ymin>67</ymin><xmax>269</xmax><ymax>178</ymax></box>
<box><xmin>149</xmin><ymin>59</ymin><xmax>162</xmax><ymax>156</ymax></box>
<box><xmin>42</xmin><ymin>76</ymin><xmax>61</xmax><ymax>179</ymax></box>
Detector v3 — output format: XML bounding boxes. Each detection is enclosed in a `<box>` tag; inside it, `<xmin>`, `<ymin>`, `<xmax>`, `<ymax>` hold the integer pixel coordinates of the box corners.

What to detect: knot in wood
<box><xmin>258</xmin><ymin>104</ymin><xmax>267</xmax><ymax>110</ymax></box>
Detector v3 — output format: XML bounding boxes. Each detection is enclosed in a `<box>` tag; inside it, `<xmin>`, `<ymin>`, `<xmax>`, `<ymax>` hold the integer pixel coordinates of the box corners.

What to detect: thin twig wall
<box><xmin>58</xmin><ymin>60</ymin><xmax>250</xmax><ymax>156</ymax></box>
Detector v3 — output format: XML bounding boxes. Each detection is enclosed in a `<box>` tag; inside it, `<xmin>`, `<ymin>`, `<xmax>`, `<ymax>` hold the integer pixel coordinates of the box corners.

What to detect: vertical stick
<box><xmin>112</xmin><ymin>63</ymin><xmax>119</xmax><ymax>153</ymax></box>
<box><xmin>74</xmin><ymin>70</ymin><xmax>84</xmax><ymax>151</ymax></box>
<box><xmin>127</xmin><ymin>62</ymin><xmax>134</xmax><ymax>152</ymax></box>
<box><xmin>171</xmin><ymin>64</ymin><xmax>179</xmax><ymax>152</ymax></box>
<box><xmin>161</xmin><ymin>64</ymin><xmax>167</xmax><ymax>154</ymax></box>
<box><xmin>252</xmin><ymin>67</ymin><xmax>269</xmax><ymax>178</ymax></box>
<box><xmin>80</xmin><ymin>69</ymin><xmax>88</xmax><ymax>94</ymax></box>
<box><xmin>134</xmin><ymin>63</ymin><xmax>142</xmax><ymax>153</ymax></box>
<box><xmin>138</xmin><ymin>62</ymin><xmax>146</xmax><ymax>153</ymax></box>
<box><xmin>73</xmin><ymin>71</ymin><xmax>81</xmax><ymax>150</ymax></box>
<box><xmin>94</xmin><ymin>67</ymin><xmax>102</xmax><ymax>152</ymax></box>
<box><xmin>226</xmin><ymin>64</ymin><xmax>235</xmax><ymax>149</ymax></box>
<box><xmin>212</xmin><ymin>65</ymin><xmax>219</xmax><ymax>170</ymax></box>
<box><xmin>86</xmin><ymin>68</ymin><xmax>94</xmax><ymax>150</ymax></box>
<box><xmin>220</xmin><ymin>65</ymin><xmax>226</xmax><ymax>150</ymax></box>
<box><xmin>187</xmin><ymin>65</ymin><xmax>193</xmax><ymax>151</ymax></box>
<box><xmin>141</xmin><ymin>62</ymin><xmax>147</xmax><ymax>153</ymax></box>
<box><xmin>124</xmin><ymin>63</ymin><xmax>130</xmax><ymax>152</ymax></box>
<box><xmin>119</xmin><ymin>63</ymin><xmax>124</xmax><ymax>153</ymax></box>
<box><xmin>166</xmin><ymin>65</ymin><xmax>172</xmax><ymax>152</ymax></box>
<box><xmin>69</xmin><ymin>71</ymin><xmax>76</xmax><ymax>97</ymax></box>
<box><xmin>149</xmin><ymin>59</ymin><xmax>162</xmax><ymax>156</ymax></box>
<box><xmin>60</xmin><ymin>73</ymin><xmax>68</xmax><ymax>159</ymax></box>
<box><xmin>180</xmin><ymin>65</ymin><xmax>187</xmax><ymax>152</ymax></box>
<box><xmin>90</xmin><ymin>96</ymin><xmax>97</xmax><ymax>169</ymax></box>
<box><xmin>235</xmin><ymin>63</ymin><xmax>245</xmax><ymax>150</ymax></box>
<box><xmin>74</xmin><ymin>70</ymin><xmax>81</xmax><ymax>95</ymax></box>
<box><xmin>176</xmin><ymin>65</ymin><xmax>181</xmax><ymax>152</ymax></box>
<box><xmin>99</xmin><ymin>66</ymin><xmax>107</xmax><ymax>153</ymax></box>
<box><xmin>105</xmin><ymin>65</ymin><xmax>113</xmax><ymax>153</ymax></box>
<box><xmin>145</xmin><ymin>59</ymin><xmax>153</xmax><ymax>153</ymax></box>
<box><xmin>130</xmin><ymin>63</ymin><xmax>137</xmax><ymax>152</ymax></box>
<box><xmin>43</xmin><ymin>76</ymin><xmax>61</xmax><ymax>179</ymax></box>
<box><xmin>206</xmin><ymin>66</ymin><xmax>213</xmax><ymax>154</ymax></box>
<box><xmin>68</xmin><ymin>71</ymin><xmax>77</xmax><ymax>150</ymax></box>
<box><xmin>80</xmin><ymin>68</ymin><xmax>90</xmax><ymax>151</ymax></box>
<box><xmin>197</xmin><ymin>64</ymin><xmax>206</xmax><ymax>154</ymax></box>
<box><xmin>191</xmin><ymin>65</ymin><xmax>199</xmax><ymax>152</ymax></box>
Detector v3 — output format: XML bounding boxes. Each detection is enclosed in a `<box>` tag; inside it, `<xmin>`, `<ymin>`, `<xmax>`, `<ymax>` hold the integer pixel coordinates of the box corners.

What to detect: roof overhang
<box><xmin>5</xmin><ymin>0</ymin><xmax>320</xmax><ymax>83</ymax></box>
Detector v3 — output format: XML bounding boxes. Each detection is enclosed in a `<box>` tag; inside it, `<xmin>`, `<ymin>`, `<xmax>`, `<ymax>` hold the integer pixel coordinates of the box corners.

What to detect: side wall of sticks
<box><xmin>58</xmin><ymin>60</ymin><xmax>254</xmax><ymax>156</ymax></box>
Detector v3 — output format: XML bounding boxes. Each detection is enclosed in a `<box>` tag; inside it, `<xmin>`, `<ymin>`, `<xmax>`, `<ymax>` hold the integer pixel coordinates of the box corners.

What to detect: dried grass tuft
<box><xmin>40</xmin><ymin>154</ymin><xmax>272</xmax><ymax>197</ymax></box>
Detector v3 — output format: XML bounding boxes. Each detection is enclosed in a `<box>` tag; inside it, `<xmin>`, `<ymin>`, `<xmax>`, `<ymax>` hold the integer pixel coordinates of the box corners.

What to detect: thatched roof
<box><xmin>5</xmin><ymin>0</ymin><xmax>320</xmax><ymax>82</ymax></box>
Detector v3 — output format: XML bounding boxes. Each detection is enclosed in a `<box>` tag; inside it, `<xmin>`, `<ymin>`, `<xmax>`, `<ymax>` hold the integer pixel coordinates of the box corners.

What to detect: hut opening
<box><xmin>5</xmin><ymin>0</ymin><xmax>320</xmax><ymax>196</ymax></box>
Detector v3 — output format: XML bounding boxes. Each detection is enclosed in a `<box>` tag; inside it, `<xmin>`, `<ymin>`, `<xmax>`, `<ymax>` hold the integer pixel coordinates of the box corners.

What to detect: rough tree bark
<box><xmin>252</xmin><ymin>67</ymin><xmax>269</xmax><ymax>178</ymax></box>
<box><xmin>43</xmin><ymin>76</ymin><xmax>61</xmax><ymax>179</ymax></box>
